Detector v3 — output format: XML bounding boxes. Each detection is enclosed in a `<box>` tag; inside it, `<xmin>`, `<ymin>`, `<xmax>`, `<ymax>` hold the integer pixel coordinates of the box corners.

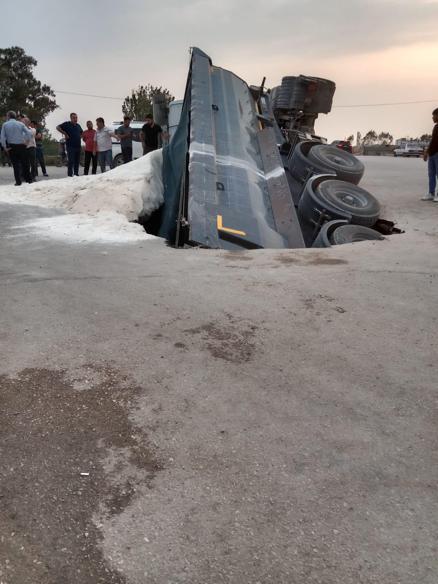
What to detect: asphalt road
<box><xmin>0</xmin><ymin>164</ymin><xmax>98</xmax><ymax>186</ymax></box>
<box><xmin>0</xmin><ymin>164</ymin><xmax>67</xmax><ymax>185</ymax></box>
<box><xmin>0</xmin><ymin>157</ymin><xmax>437</xmax><ymax>584</ymax></box>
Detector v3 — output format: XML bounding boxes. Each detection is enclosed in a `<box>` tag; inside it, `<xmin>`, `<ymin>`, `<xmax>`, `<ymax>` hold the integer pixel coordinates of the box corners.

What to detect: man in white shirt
<box><xmin>93</xmin><ymin>117</ymin><xmax>118</xmax><ymax>172</ymax></box>
<box><xmin>23</xmin><ymin>117</ymin><xmax>37</xmax><ymax>181</ymax></box>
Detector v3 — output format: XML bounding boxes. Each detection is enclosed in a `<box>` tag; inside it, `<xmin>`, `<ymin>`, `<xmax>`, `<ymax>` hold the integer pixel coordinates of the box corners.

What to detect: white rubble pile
<box><xmin>0</xmin><ymin>149</ymin><xmax>164</xmax><ymax>243</ymax></box>
<box><xmin>16</xmin><ymin>212</ymin><xmax>154</xmax><ymax>244</ymax></box>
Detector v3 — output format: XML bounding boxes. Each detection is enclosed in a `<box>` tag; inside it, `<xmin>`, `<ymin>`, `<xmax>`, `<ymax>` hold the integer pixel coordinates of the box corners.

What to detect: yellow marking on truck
<box><xmin>217</xmin><ymin>215</ymin><xmax>246</xmax><ymax>237</ymax></box>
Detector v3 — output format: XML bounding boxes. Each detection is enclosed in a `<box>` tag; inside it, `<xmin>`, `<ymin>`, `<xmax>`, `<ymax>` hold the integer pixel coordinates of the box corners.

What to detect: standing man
<box><xmin>422</xmin><ymin>108</ymin><xmax>438</xmax><ymax>202</ymax></box>
<box><xmin>56</xmin><ymin>113</ymin><xmax>83</xmax><ymax>177</ymax></box>
<box><xmin>82</xmin><ymin>120</ymin><xmax>97</xmax><ymax>175</ymax></box>
<box><xmin>34</xmin><ymin>121</ymin><xmax>49</xmax><ymax>177</ymax></box>
<box><xmin>94</xmin><ymin>117</ymin><xmax>117</xmax><ymax>172</ymax></box>
<box><xmin>23</xmin><ymin>117</ymin><xmax>37</xmax><ymax>181</ymax></box>
<box><xmin>0</xmin><ymin>123</ymin><xmax>10</xmax><ymax>166</ymax></box>
<box><xmin>116</xmin><ymin>116</ymin><xmax>133</xmax><ymax>163</ymax></box>
<box><xmin>0</xmin><ymin>110</ymin><xmax>33</xmax><ymax>185</ymax></box>
<box><xmin>140</xmin><ymin>113</ymin><xmax>162</xmax><ymax>155</ymax></box>
<box><xmin>0</xmin><ymin>142</ymin><xmax>11</xmax><ymax>167</ymax></box>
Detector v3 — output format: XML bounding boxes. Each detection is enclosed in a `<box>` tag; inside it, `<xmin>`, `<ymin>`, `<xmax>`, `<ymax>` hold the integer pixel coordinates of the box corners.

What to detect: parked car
<box><xmin>110</xmin><ymin>121</ymin><xmax>144</xmax><ymax>166</ymax></box>
<box><xmin>393</xmin><ymin>142</ymin><xmax>424</xmax><ymax>157</ymax></box>
<box><xmin>331</xmin><ymin>140</ymin><xmax>353</xmax><ymax>153</ymax></box>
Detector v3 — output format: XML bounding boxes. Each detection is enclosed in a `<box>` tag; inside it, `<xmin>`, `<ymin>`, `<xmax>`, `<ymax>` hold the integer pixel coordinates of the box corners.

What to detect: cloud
<box><xmin>2</xmin><ymin>0</ymin><xmax>437</xmax><ymax>140</ymax></box>
<box><xmin>116</xmin><ymin>0</ymin><xmax>438</xmax><ymax>58</ymax></box>
<box><xmin>8</xmin><ymin>0</ymin><xmax>436</xmax><ymax>60</ymax></box>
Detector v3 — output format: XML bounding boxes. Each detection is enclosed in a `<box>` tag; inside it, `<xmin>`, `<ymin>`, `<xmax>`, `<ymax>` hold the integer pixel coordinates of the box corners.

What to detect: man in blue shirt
<box><xmin>56</xmin><ymin>113</ymin><xmax>83</xmax><ymax>177</ymax></box>
<box><xmin>0</xmin><ymin>110</ymin><xmax>33</xmax><ymax>185</ymax></box>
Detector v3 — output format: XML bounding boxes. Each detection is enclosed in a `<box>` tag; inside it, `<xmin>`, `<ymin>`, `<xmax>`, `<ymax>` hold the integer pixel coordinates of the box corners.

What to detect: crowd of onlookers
<box><xmin>56</xmin><ymin>112</ymin><xmax>163</xmax><ymax>177</ymax></box>
<box><xmin>0</xmin><ymin>110</ymin><xmax>163</xmax><ymax>185</ymax></box>
<box><xmin>0</xmin><ymin>111</ymin><xmax>48</xmax><ymax>185</ymax></box>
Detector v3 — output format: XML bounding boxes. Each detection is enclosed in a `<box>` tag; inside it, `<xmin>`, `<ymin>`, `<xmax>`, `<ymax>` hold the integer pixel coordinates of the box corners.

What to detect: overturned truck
<box><xmin>154</xmin><ymin>48</ymin><xmax>394</xmax><ymax>250</ymax></box>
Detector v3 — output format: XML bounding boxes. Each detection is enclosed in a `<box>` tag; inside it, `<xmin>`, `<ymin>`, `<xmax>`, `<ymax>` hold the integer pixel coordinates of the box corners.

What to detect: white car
<box><xmin>110</xmin><ymin>104</ymin><xmax>183</xmax><ymax>165</ymax></box>
<box><xmin>110</xmin><ymin>121</ymin><xmax>145</xmax><ymax>166</ymax></box>
<box><xmin>393</xmin><ymin>142</ymin><xmax>424</xmax><ymax>158</ymax></box>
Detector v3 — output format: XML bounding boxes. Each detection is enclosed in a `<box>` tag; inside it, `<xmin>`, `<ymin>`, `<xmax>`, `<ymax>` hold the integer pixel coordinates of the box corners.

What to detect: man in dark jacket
<box><xmin>140</xmin><ymin>114</ymin><xmax>162</xmax><ymax>155</ymax></box>
<box><xmin>33</xmin><ymin>121</ymin><xmax>48</xmax><ymax>177</ymax></box>
<box><xmin>56</xmin><ymin>113</ymin><xmax>83</xmax><ymax>177</ymax></box>
<box><xmin>422</xmin><ymin>108</ymin><xmax>438</xmax><ymax>202</ymax></box>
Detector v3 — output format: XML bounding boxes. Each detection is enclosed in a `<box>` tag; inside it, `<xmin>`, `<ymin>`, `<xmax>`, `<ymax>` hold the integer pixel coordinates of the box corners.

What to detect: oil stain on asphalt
<box><xmin>0</xmin><ymin>366</ymin><xmax>162</xmax><ymax>584</ymax></box>
<box><xmin>184</xmin><ymin>320</ymin><xmax>258</xmax><ymax>363</ymax></box>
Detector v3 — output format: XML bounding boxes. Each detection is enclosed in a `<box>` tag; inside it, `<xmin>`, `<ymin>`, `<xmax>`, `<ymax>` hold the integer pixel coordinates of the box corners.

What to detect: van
<box><xmin>393</xmin><ymin>142</ymin><xmax>424</xmax><ymax>158</ymax></box>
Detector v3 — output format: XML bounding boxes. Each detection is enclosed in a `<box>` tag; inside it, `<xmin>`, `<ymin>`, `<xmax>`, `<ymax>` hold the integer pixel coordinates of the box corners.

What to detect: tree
<box><xmin>346</xmin><ymin>134</ymin><xmax>354</xmax><ymax>143</ymax></box>
<box><xmin>0</xmin><ymin>46</ymin><xmax>57</xmax><ymax>122</ymax></box>
<box><xmin>377</xmin><ymin>132</ymin><xmax>393</xmax><ymax>145</ymax></box>
<box><xmin>362</xmin><ymin>130</ymin><xmax>378</xmax><ymax>145</ymax></box>
<box><xmin>122</xmin><ymin>84</ymin><xmax>174</xmax><ymax>120</ymax></box>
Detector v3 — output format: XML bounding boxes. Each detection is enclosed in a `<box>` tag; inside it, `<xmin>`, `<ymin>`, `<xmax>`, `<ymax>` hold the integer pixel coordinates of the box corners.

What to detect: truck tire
<box><xmin>331</xmin><ymin>224</ymin><xmax>384</xmax><ymax>245</ymax></box>
<box><xmin>316</xmin><ymin>179</ymin><xmax>380</xmax><ymax>226</ymax></box>
<box><xmin>298</xmin><ymin>177</ymin><xmax>381</xmax><ymax>227</ymax></box>
<box><xmin>307</xmin><ymin>145</ymin><xmax>364</xmax><ymax>185</ymax></box>
<box><xmin>288</xmin><ymin>141</ymin><xmax>320</xmax><ymax>183</ymax></box>
<box><xmin>312</xmin><ymin>219</ymin><xmax>349</xmax><ymax>247</ymax></box>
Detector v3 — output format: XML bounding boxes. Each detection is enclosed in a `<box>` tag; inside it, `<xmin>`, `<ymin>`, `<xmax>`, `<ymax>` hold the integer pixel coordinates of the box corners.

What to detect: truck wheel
<box><xmin>312</xmin><ymin>219</ymin><xmax>349</xmax><ymax>247</ymax></box>
<box><xmin>298</xmin><ymin>177</ymin><xmax>380</xmax><ymax>226</ymax></box>
<box><xmin>330</xmin><ymin>224</ymin><xmax>384</xmax><ymax>245</ymax></box>
<box><xmin>316</xmin><ymin>180</ymin><xmax>380</xmax><ymax>226</ymax></box>
<box><xmin>288</xmin><ymin>141</ymin><xmax>318</xmax><ymax>183</ymax></box>
<box><xmin>307</xmin><ymin>145</ymin><xmax>364</xmax><ymax>185</ymax></box>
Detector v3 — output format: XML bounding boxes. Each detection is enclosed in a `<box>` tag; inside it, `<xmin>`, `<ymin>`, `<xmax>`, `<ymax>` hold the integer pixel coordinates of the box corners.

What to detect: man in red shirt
<box><xmin>82</xmin><ymin>120</ymin><xmax>97</xmax><ymax>175</ymax></box>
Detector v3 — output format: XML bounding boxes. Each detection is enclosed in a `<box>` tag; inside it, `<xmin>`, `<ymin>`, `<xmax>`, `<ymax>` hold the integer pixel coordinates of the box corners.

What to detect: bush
<box><xmin>42</xmin><ymin>140</ymin><xmax>59</xmax><ymax>156</ymax></box>
<box><xmin>44</xmin><ymin>155</ymin><xmax>61</xmax><ymax>166</ymax></box>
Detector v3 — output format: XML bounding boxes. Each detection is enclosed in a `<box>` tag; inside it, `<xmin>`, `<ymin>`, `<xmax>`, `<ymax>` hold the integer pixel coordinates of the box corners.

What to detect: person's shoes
<box><xmin>14</xmin><ymin>182</ymin><xmax>22</xmax><ymax>186</ymax></box>
<box><xmin>434</xmin><ymin>194</ymin><xmax>438</xmax><ymax>202</ymax></box>
<box><xmin>421</xmin><ymin>193</ymin><xmax>434</xmax><ymax>201</ymax></box>
<box><xmin>43</xmin><ymin>173</ymin><xmax>48</xmax><ymax>177</ymax></box>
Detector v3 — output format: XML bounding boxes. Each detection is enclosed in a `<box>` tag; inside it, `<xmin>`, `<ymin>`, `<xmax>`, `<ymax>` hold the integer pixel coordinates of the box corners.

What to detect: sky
<box><xmin>2</xmin><ymin>0</ymin><xmax>438</xmax><ymax>142</ymax></box>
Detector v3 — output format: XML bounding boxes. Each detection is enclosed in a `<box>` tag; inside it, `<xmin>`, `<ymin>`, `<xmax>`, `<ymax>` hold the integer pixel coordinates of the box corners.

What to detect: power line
<box><xmin>333</xmin><ymin>98</ymin><xmax>438</xmax><ymax>108</ymax></box>
<box><xmin>55</xmin><ymin>89</ymin><xmax>123</xmax><ymax>101</ymax></box>
<box><xmin>54</xmin><ymin>89</ymin><xmax>438</xmax><ymax>109</ymax></box>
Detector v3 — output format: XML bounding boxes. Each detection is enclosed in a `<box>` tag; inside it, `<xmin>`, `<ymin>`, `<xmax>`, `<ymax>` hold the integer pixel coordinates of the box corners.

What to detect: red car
<box><xmin>331</xmin><ymin>140</ymin><xmax>353</xmax><ymax>153</ymax></box>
